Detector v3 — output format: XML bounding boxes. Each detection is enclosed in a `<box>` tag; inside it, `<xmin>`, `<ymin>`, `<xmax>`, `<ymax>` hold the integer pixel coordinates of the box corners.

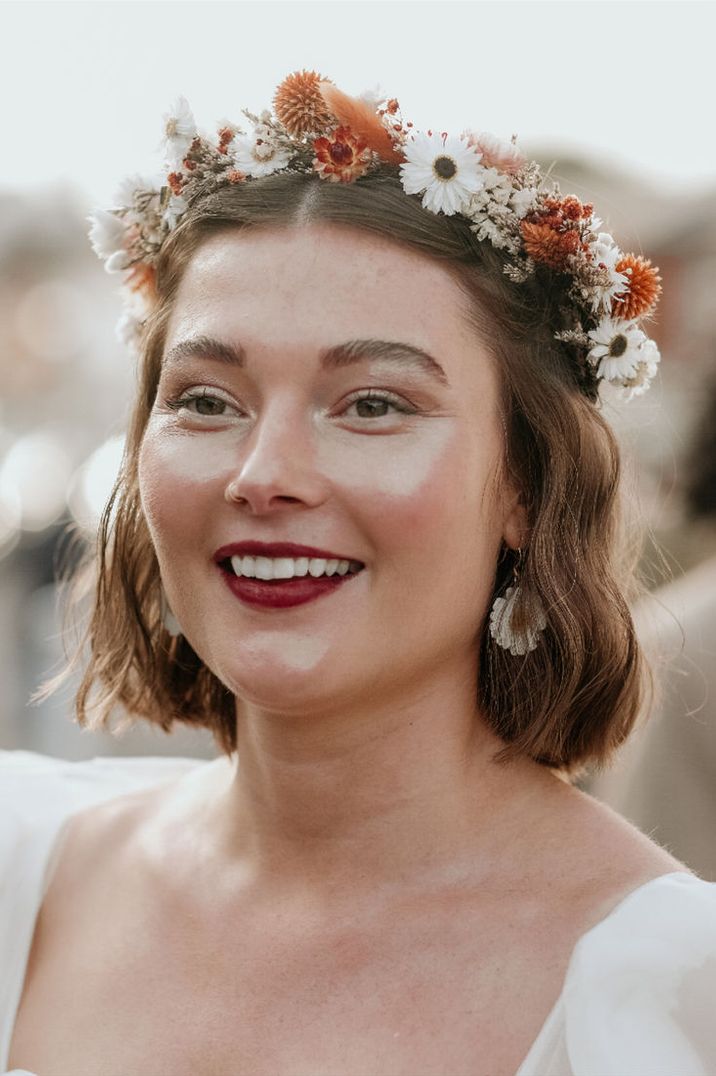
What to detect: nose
<box><xmin>224</xmin><ymin>399</ymin><xmax>330</xmax><ymax>515</ymax></box>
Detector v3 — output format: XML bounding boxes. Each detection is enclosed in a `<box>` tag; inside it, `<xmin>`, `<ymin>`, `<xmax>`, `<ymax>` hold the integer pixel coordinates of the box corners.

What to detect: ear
<box><xmin>501</xmin><ymin>480</ymin><xmax>530</xmax><ymax>552</ymax></box>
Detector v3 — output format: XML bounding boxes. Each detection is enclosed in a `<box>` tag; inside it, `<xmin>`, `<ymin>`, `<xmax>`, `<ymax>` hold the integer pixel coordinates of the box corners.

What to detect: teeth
<box><xmin>229</xmin><ymin>555</ymin><xmax>361</xmax><ymax>580</ymax></box>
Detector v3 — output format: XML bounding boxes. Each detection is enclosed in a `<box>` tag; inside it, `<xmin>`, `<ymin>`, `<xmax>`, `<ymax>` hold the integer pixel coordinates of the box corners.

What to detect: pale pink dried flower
<box><xmin>465</xmin><ymin>130</ymin><xmax>526</xmax><ymax>175</ymax></box>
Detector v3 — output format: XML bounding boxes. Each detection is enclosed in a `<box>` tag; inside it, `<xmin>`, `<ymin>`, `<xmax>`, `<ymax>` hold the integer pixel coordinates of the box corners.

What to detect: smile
<box><xmin>218</xmin><ymin>558</ymin><xmax>365</xmax><ymax>609</ymax></box>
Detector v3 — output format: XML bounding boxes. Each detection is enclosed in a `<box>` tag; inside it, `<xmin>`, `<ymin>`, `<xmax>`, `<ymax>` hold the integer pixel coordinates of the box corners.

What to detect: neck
<box><xmin>207</xmin><ymin>663</ymin><xmax>558</xmax><ymax>901</ymax></box>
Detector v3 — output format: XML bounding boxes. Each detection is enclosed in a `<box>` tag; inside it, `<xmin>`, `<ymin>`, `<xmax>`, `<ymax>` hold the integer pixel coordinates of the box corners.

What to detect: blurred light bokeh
<box><xmin>1</xmin><ymin>1</ymin><xmax>715</xmax><ymax>872</ymax></box>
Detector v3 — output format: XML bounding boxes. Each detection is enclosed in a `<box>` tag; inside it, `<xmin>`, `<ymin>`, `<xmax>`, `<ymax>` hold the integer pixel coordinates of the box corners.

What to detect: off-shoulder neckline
<box><xmin>514</xmin><ymin>869</ymin><xmax>705</xmax><ymax>1074</ymax></box>
<box><xmin>4</xmin><ymin>816</ymin><xmax>705</xmax><ymax>1076</ymax></box>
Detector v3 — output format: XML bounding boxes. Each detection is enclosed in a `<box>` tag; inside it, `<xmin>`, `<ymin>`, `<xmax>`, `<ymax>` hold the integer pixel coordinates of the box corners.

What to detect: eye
<box><xmin>163</xmin><ymin>389</ymin><xmax>238</xmax><ymax>418</ymax></box>
<box><xmin>341</xmin><ymin>390</ymin><xmax>416</xmax><ymax>420</ymax></box>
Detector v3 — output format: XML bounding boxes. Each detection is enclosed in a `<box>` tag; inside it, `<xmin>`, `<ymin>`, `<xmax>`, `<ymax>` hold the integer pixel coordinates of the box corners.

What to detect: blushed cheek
<box><xmin>329</xmin><ymin>424</ymin><xmax>494</xmax><ymax>547</ymax></box>
<box><xmin>137</xmin><ymin>430</ymin><xmax>221</xmax><ymax>559</ymax></box>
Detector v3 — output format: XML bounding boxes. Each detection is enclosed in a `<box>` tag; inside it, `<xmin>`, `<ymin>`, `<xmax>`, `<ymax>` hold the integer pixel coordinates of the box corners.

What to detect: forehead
<box><xmin>166</xmin><ymin>224</ymin><xmax>484</xmax><ymax>362</ymax></box>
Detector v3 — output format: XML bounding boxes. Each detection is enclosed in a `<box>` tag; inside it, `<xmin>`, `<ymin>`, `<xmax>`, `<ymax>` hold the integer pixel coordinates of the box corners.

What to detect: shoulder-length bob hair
<box><xmin>38</xmin><ymin>167</ymin><xmax>654</xmax><ymax>782</ymax></box>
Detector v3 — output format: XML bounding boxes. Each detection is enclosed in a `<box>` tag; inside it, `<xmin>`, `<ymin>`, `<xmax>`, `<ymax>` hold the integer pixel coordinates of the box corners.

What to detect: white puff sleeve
<box><xmin>562</xmin><ymin>872</ymin><xmax>716</xmax><ymax>1076</ymax></box>
<box><xmin>0</xmin><ymin>749</ymin><xmax>206</xmax><ymax>1075</ymax></box>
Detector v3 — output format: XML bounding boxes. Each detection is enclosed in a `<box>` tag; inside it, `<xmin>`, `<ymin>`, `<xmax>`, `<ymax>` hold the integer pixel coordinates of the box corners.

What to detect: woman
<box><xmin>3</xmin><ymin>71</ymin><xmax>715</xmax><ymax>1076</ymax></box>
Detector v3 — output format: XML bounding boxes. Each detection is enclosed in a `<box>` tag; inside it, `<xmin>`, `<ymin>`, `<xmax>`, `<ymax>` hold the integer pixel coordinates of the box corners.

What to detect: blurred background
<box><xmin>1</xmin><ymin>1</ymin><xmax>715</xmax><ymax>875</ymax></box>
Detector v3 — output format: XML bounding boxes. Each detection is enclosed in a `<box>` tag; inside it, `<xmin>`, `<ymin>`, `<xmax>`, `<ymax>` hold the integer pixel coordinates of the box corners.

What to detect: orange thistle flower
<box><xmin>317</xmin><ymin>81</ymin><xmax>403</xmax><ymax>164</ymax></box>
<box><xmin>611</xmin><ymin>254</ymin><xmax>662</xmax><ymax>320</ymax></box>
<box><xmin>273</xmin><ymin>69</ymin><xmax>335</xmax><ymax>138</ymax></box>
<box><xmin>520</xmin><ymin>221</ymin><xmax>581</xmax><ymax>269</ymax></box>
<box><xmin>313</xmin><ymin>126</ymin><xmax>371</xmax><ymax>183</ymax></box>
<box><xmin>125</xmin><ymin>262</ymin><xmax>158</xmax><ymax>304</ymax></box>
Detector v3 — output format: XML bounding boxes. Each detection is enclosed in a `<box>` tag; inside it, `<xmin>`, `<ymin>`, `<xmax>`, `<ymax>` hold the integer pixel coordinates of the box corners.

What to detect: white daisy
<box><xmin>587</xmin><ymin>316</ymin><xmax>647</xmax><ymax>383</ymax></box>
<box><xmin>87</xmin><ymin>209</ymin><xmax>127</xmax><ymax>261</ymax></box>
<box><xmin>160</xmin><ymin>96</ymin><xmax>197</xmax><ymax>168</ymax></box>
<box><xmin>400</xmin><ymin>131</ymin><xmax>486</xmax><ymax>216</ymax></box>
<box><xmin>232</xmin><ymin>128</ymin><xmax>293</xmax><ymax>177</ymax></box>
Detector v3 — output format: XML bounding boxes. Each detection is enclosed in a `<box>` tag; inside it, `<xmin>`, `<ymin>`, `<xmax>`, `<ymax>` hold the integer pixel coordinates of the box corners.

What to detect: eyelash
<box><xmin>163</xmin><ymin>387</ymin><xmax>418</xmax><ymax>421</ymax></box>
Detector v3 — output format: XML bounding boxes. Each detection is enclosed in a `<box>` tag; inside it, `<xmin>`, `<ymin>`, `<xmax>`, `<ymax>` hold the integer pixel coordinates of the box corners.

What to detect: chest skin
<box><xmin>9</xmin><ymin>774</ymin><xmax>685</xmax><ymax>1076</ymax></box>
<box><xmin>9</xmin><ymin>853</ymin><xmax>577</xmax><ymax>1076</ymax></box>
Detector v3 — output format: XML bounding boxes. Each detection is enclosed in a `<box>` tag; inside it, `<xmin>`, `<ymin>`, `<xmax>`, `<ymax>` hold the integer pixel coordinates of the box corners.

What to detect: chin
<box><xmin>217</xmin><ymin>647</ymin><xmax>357</xmax><ymax>716</ymax></box>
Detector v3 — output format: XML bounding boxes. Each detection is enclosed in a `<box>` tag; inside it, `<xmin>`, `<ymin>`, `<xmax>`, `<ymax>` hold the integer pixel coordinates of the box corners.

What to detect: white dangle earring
<box><xmin>488</xmin><ymin>547</ymin><xmax>547</xmax><ymax>656</ymax></box>
<box><xmin>160</xmin><ymin>584</ymin><xmax>182</xmax><ymax>638</ymax></box>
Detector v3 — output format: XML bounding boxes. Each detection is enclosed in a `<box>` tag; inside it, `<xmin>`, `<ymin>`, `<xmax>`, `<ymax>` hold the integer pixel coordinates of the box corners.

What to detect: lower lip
<box><xmin>218</xmin><ymin>565</ymin><xmax>362</xmax><ymax>608</ymax></box>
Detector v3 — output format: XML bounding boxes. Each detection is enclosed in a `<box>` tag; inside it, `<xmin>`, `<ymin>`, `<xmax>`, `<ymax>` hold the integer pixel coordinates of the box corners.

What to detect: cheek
<box><xmin>334</xmin><ymin>422</ymin><xmax>497</xmax><ymax>552</ymax></box>
<box><xmin>137</xmin><ymin>429</ymin><xmax>222</xmax><ymax>558</ymax></box>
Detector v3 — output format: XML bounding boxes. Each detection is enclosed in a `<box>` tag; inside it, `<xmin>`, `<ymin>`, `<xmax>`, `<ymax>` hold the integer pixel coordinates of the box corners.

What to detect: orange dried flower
<box><xmin>560</xmin><ymin>195</ymin><xmax>592</xmax><ymax>221</ymax></box>
<box><xmin>611</xmin><ymin>254</ymin><xmax>662</xmax><ymax>320</ymax></box>
<box><xmin>227</xmin><ymin>169</ymin><xmax>246</xmax><ymax>184</ymax></box>
<box><xmin>528</xmin><ymin>196</ymin><xmax>592</xmax><ymax>230</ymax></box>
<box><xmin>313</xmin><ymin>126</ymin><xmax>370</xmax><ymax>183</ymax></box>
<box><xmin>520</xmin><ymin>221</ymin><xmax>580</xmax><ymax>269</ymax></box>
<box><xmin>166</xmin><ymin>171</ymin><xmax>184</xmax><ymax>196</ymax></box>
<box><xmin>318</xmin><ymin>81</ymin><xmax>403</xmax><ymax>164</ymax></box>
<box><xmin>126</xmin><ymin>263</ymin><xmax>158</xmax><ymax>304</ymax></box>
<box><xmin>217</xmin><ymin>126</ymin><xmax>235</xmax><ymax>154</ymax></box>
<box><xmin>273</xmin><ymin>69</ymin><xmax>335</xmax><ymax>138</ymax></box>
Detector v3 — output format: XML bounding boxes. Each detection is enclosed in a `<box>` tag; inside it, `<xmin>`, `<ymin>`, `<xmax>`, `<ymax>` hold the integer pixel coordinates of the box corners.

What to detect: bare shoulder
<box><xmin>532</xmin><ymin>772</ymin><xmax>694</xmax><ymax>924</ymax></box>
<box><xmin>572</xmin><ymin>780</ymin><xmax>689</xmax><ymax>873</ymax></box>
<box><xmin>46</xmin><ymin>759</ymin><xmax>222</xmax><ymax>898</ymax></box>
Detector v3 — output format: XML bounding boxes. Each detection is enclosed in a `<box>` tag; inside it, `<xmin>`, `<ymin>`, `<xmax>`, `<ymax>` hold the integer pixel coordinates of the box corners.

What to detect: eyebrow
<box><xmin>162</xmin><ymin>334</ymin><xmax>450</xmax><ymax>386</ymax></box>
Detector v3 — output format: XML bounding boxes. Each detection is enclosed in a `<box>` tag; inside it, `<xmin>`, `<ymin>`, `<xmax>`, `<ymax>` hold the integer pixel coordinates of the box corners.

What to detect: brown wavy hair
<box><xmin>35</xmin><ymin>167</ymin><xmax>655</xmax><ymax>782</ymax></box>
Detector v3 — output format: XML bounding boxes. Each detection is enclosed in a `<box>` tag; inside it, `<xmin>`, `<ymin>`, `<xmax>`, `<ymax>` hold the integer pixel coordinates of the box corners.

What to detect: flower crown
<box><xmin>88</xmin><ymin>69</ymin><xmax>662</xmax><ymax>401</ymax></box>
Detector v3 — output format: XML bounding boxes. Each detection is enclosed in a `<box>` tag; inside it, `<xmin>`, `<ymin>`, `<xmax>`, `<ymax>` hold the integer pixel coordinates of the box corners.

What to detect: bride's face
<box><xmin>138</xmin><ymin>223</ymin><xmax>524</xmax><ymax>714</ymax></box>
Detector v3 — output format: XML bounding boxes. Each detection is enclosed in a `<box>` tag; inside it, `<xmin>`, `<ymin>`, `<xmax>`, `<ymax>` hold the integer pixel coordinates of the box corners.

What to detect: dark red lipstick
<box><xmin>213</xmin><ymin>541</ymin><xmax>365</xmax><ymax>609</ymax></box>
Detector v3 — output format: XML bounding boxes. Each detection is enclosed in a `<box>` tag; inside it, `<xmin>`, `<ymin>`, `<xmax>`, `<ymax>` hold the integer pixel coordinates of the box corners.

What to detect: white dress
<box><xmin>1</xmin><ymin>749</ymin><xmax>716</xmax><ymax>1076</ymax></box>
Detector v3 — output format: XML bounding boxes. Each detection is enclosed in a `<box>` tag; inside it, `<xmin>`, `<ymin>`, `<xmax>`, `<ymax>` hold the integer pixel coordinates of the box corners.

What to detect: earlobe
<box><xmin>502</xmin><ymin>487</ymin><xmax>530</xmax><ymax>551</ymax></box>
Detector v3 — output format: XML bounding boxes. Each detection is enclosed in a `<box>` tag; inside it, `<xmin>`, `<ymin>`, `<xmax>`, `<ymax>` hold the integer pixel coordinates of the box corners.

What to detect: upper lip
<box><xmin>213</xmin><ymin>541</ymin><xmax>364</xmax><ymax>564</ymax></box>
